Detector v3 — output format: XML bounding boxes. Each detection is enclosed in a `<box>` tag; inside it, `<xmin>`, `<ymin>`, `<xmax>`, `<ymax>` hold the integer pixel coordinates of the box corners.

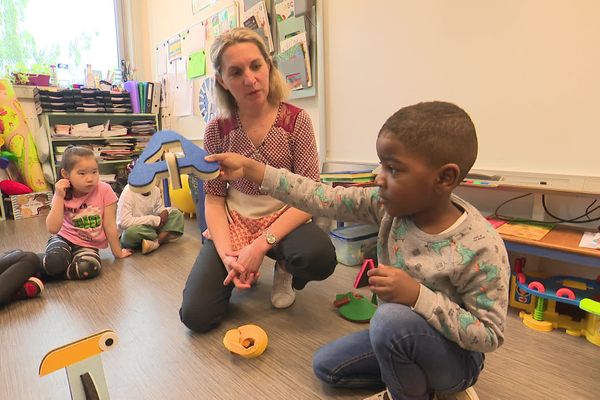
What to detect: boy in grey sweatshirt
<box><xmin>207</xmin><ymin>101</ymin><xmax>510</xmax><ymax>400</ymax></box>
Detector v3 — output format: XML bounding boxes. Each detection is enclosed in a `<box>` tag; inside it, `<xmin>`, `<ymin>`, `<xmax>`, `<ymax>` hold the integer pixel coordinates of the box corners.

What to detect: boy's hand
<box><xmin>158</xmin><ymin>209</ymin><xmax>169</xmax><ymax>228</ymax></box>
<box><xmin>55</xmin><ymin>179</ymin><xmax>71</xmax><ymax>199</ymax></box>
<box><xmin>205</xmin><ymin>153</ymin><xmax>265</xmax><ymax>184</ymax></box>
<box><xmin>367</xmin><ymin>264</ymin><xmax>421</xmax><ymax>307</ymax></box>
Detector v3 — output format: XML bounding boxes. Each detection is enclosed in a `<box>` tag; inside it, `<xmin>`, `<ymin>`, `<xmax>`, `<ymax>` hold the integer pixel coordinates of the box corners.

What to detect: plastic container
<box><xmin>329</xmin><ymin>224</ymin><xmax>379</xmax><ymax>266</ymax></box>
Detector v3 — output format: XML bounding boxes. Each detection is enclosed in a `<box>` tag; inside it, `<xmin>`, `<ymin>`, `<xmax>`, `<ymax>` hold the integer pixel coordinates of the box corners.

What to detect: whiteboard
<box><xmin>322</xmin><ymin>1</ymin><xmax>600</xmax><ymax>178</ymax></box>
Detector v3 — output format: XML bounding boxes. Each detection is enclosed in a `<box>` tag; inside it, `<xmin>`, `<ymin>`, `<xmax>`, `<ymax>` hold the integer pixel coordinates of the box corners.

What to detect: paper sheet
<box><xmin>173</xmin><ymin>59</ymin><xmax>193</xmax><ymax>117</ymax></box>
<box><xmin>155</xmin><ymin>42</ymin><xmax>168</xmax><ymax>77</ymax></box>
<box><xmin>187</xmin><ymin>50</ymin><xmax>207</xmax><ymax>79</ymax></box>
<box><xmin>579</xmin><ymin>232</ymin><xmax>600</xmax><ymax>249</ymax></box>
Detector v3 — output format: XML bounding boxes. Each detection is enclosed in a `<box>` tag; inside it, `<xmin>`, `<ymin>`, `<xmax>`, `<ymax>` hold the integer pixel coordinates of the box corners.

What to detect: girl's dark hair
<box><xmin>61</xmin><ymin>145</ymin><xmax>96</xmax><ymax>172</ymax></box>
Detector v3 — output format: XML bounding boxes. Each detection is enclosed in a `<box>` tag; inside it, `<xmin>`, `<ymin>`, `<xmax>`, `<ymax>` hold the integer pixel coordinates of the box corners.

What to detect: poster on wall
<box><xmin>192</xmin><ymin>0</ymin><xmax>217</xmax><ymax>14</ymax></box>
<box><xmin>155</xmin><ymin>42</ymin><xmax>168</xmax><ymax>77</ymax></box>
<box><xmin>168</xmin><ymin>36</ymin><xmax>182</xmax><ymax>63</ymax></box>
<box><xmin>206</xmin><ymin>2</ymin><xmax>238</xmax><ymax>41</ymax></box>
<box><xmin>199</xmin><ymin>77</ymin><xmax>218</xmax><ymax>123</ymax></box>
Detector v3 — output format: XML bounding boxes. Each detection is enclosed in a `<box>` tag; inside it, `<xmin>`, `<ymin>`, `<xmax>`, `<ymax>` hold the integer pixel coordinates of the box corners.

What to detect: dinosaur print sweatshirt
<box><xmin>260</xmin><ymin>166</ymin><xmax>510</xmax><ymax>353</ymax></box>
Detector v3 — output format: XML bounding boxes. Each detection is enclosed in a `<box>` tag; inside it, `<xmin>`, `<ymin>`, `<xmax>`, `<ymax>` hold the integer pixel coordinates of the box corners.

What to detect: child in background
<box><xmin>207</xmin><ymin>102</ymin><xmax>510</xmax><ymax>400</ymax></box>
<box><xmin>43</xmin><ymin>146</ymin><xmax>131</xmax><ymax>280</ymax></box>
<box><xmin>116</xmin><ymin>170</ymin><xmax>185</xmax><ymax>255</ymax></box>
<box><xmin>0</xmin><ymin>250</ymin><xmax>44</xmax><ymax>307</ymax></box>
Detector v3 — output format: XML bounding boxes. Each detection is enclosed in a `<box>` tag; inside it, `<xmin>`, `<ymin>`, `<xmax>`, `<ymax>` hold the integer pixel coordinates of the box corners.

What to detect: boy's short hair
<box><xmin>379</xmin><ymin>101</ymin><xmax>478</xmax><ymax>181</ymax></box>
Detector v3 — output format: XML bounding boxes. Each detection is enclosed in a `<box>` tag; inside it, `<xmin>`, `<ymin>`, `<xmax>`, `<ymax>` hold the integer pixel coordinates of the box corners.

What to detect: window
<box><xmin>1</xmin><ymin>0</ymin><xmax>121</xmax><ymax>86</ymax></box>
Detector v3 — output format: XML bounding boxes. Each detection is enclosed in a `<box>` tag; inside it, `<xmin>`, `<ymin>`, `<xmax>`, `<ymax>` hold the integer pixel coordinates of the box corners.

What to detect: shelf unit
<box><xmin>40</xmin><ymin>112</ymin><xmax>159</xmax><ymax>185</ymax></box>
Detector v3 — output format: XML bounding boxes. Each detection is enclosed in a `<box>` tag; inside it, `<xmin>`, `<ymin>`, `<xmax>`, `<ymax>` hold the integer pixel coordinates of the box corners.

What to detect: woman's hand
<box><xmin>54</xmin><ymin>179</ymin><xmax>71</xmax><ymax>199</ymax></box>
<box><xmin>222</xmin><ymin>254</ymin><xmax>252</xmax><ymax>289</ymax></box>
<box><xmin>367</xmin><ymin>264</ymin><xmax>421</xmax><ymax>306</ymax></box>
<box><xmin>225</xmin><ymin>240</ymin><xmax>267</xmax><ymax>285</ymax></box>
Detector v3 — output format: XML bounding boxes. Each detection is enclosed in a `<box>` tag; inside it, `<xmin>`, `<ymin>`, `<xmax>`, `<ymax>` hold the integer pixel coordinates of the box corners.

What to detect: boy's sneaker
<box><xmin>13</xmin><ymin>277</ymin><xmax>44</xmax><ymax>301</ymax></box>
<box><xmin>364</xmin><ymin>389</ymin><xmax>391</xmax><ymax>400</ymax></box>
<box><xmin>167</xmin><ymin>233</ymin><xmax>182</xmax><ymax>242</ymax></box>
<box><xmin>271</xmin><ymin>262</ymin><xmax>295</xmax><ymax>309</ymax></box>
<box><xmin>436</xmin><ymin>386</ymin><xmax>480</xmax><ymax>400</ymax></box>
<box><xmin>141</xmin><ymin>239</ymin><xmax>160</xmax><ymax>255</ymax></box>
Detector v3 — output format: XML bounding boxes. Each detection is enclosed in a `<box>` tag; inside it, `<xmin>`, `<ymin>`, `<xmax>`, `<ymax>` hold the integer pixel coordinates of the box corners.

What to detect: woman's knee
<box><xmin>179</xmin><ymin>300</ymin><xmax>225</xmax><ymax>333</ymax></box>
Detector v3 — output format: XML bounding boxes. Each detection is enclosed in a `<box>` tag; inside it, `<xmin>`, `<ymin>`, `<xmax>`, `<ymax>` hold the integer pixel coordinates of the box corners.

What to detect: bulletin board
<box><xmin>154</xmin><ymin>0</ymin><xmax>315</xmax><ymax>140</ymax></box>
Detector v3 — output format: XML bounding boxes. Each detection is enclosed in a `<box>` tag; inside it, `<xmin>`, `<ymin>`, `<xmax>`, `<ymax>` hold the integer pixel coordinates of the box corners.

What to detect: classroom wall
<box><xmin>138</xmin><ymin>0</ymin><xmax>320</xmax><ymax>142</ymax></box>
<box><xmin>321</xmin><ymin>0</ymin><xmax>600</xmax><ymax>179</ymax></box>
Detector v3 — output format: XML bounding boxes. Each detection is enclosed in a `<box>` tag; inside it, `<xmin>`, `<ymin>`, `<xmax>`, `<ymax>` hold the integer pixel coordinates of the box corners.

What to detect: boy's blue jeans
<box><xmin>313</xmin><ymin>303</ymin><xmax>485</xmax><ymax>400</ymax></box>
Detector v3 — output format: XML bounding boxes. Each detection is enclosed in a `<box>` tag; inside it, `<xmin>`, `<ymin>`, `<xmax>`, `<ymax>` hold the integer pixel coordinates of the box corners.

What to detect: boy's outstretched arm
<box><xmin>206</xmin><ymin>153</ymin><xmax>265</xmax><ymax>184</ymax></box>
<box><xmin>206</xmin><ymin>153</ymin><xmax>385</xmax><ymax>225</ymax></box>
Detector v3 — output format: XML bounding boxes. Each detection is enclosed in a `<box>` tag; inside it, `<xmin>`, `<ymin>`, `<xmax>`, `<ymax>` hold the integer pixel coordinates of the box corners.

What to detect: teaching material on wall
<box><xmin>207</xmin><ymin>2</ymin><xmax>239</xmax><ymax>40</ymax></box>
<box><xmin>199</xmin><ymin>77</ymin><xmax>218</xmax><ymax>123</ymax></box>
<box><xmin>187</xmin><ymin>50</ymin><xmax>207</xmax><ymax>79</ymax></box>
<box><xmin>193</xmin><ymin>0</ymin><xmax>217</xmax><ymax>14</ymax></box>
<box><xmin>168</xmin><ymin>35</ymin><xmax>183</xmax><ymax>62</ymax></box>
<box><xmin>243</xmin><ymin>0</ymin><xmax>274</xmax><ymax>52</ymax></box>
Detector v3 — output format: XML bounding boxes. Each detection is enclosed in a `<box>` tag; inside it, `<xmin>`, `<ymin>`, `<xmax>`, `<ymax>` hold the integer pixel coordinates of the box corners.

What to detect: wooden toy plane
<box><xmin>128</xmin><ymin>130</ymin><xmax>220</xmax><ymax>193</ymax></box>
<box><xmin>39</xmin><ymin>329</ymin><xmax>119</xmax><ymax>400</ymax></box>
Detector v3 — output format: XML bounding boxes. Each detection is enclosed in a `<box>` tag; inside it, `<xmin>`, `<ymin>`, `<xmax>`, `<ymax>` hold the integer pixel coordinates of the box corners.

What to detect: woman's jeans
<box><xmin>313</xmin><ymin>303</ymin><xmax>485</xmax><ymax>400</ymax></box>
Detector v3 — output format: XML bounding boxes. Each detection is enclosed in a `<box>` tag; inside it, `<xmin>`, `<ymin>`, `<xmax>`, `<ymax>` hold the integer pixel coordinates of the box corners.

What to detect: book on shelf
<box><xmin>320</xmin><ymin>170</ymin><xmax>376</xmax><ymax>183</ymax></box>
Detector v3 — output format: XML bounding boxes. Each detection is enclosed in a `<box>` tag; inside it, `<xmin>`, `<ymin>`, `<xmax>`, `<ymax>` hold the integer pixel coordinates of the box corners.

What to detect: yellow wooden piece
<box><xmin>39</xmin><ymin>329</ymin><xmax>118</xmax><ymax>376</ymax></box>
<box><xmin>168</xmin><ymin>174</ymin><xmax>195</xmax><ymax>216</ymax></box>
<box><xmin>223</xmin><ymin>324</ymin><xmax>268</xmax><ymax>358</ymax></box>
<box><xmin>559</xmin><ymin>279</ymin><xmax>588</xmax><ymax>291</ymax></box>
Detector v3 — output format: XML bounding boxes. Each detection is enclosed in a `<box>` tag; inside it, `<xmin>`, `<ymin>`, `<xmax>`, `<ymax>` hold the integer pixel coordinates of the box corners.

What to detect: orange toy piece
<box><xmin>223</xmin><ymin>324</ymin><xmax>268</xmax><ymax>358</ymax></box>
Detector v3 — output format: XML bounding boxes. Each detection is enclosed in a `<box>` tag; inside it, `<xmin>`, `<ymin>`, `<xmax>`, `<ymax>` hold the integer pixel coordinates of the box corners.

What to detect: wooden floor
<box><xmin>1</xmin><ymin>217</ymin><xmax>599</xmax><ymax>400</ymax></box>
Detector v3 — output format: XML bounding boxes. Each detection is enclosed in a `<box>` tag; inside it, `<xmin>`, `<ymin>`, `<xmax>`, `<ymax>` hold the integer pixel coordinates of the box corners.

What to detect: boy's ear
<box><xmin>436</xmin><ymin>163</ymin><xmax>461</xmax><ymax>190</ymax></box>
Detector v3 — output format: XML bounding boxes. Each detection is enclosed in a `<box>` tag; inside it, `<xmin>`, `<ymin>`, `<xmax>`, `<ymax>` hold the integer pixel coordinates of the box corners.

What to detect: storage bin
<box><xmin>329</xmin><ymin>224</ymin><xmax>378</xmax><ymax>266</ymax></box>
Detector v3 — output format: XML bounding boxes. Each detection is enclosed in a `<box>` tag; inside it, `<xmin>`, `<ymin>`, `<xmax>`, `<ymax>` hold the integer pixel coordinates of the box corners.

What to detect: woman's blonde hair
<box><xmin>210</xmin><ymin>27</ymin><xmax>289</xmax><ymax>117</ymax></box>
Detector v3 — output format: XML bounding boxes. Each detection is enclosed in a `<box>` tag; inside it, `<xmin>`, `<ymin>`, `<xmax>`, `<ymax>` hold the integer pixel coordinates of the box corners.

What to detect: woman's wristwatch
<box><xmin>264</xmin><ymin>231</ymin><xmax>278</xmax><ymax>246</ymax></box>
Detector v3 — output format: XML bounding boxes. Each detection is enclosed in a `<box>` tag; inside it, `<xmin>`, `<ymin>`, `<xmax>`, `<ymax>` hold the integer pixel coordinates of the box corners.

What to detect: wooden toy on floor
<box><xmin>128</xmin><ymin>130</ymin><xmax>219</xmax><ymax>194</ymax></box>
<box><xmin>354</xmin><ymin>258</ymin><xmax>376</xmax><ymax>288</ymax></box>
<box><xmin>512</xmin><ymin>258</ymin><xmax>600</xmax><ymax>346</ymax></box>
<box><xmin>39</xmin><ymin>329</ymin><xmax>119</xmax><ymax>400</ymax></box>
<box><xmin>223</xmin><ymin>324</ymin><xmax>268</xmax><ymax>358</ymax></box>
<box><xmin>334</xmin><ymin>291</ymin><xmax>377</xmax><ymax>323</ymax></box>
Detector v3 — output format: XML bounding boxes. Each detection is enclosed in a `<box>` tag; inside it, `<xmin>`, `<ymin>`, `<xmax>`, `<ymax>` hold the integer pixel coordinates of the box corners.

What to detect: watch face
<box><xmin>266</xmin><ymin>232</ymin><xmax>277</xmax><ymax>244</ymax></box>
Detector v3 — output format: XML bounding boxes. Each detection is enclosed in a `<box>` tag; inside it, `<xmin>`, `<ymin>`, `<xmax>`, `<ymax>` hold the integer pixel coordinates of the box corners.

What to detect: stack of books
<box><xmin>320</xmin><ymin>170</ymin><xmax>377</xmax><ymax>188</ymax></box>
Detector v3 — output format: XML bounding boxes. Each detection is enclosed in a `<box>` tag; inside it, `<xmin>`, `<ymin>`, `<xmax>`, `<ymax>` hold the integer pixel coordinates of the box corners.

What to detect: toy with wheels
<box><xmin>0</xmin><ymin>79</ymin><xmax>50</xmax><ymax>192</ymax></box>
<box><xmin>128</xmin><ymin>130</ymin><xmax>219</xmax><ymax>194</ymax></box>
<box><xmin>513</xmin><ymin>257</ymin><xmax>600</xmax><ymax>346</ymax></box>
<box><xmin>39</xmin><ymin>329</ymin><xmax>119</xmax><ymax>400</ymax></box>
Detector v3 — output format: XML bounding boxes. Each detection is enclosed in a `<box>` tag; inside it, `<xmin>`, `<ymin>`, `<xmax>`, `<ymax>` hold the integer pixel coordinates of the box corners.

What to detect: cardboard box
<box><xmin>2</xmin><ymin>191</ymin><xmax>52</xmax><ymax>219</ymax></box>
